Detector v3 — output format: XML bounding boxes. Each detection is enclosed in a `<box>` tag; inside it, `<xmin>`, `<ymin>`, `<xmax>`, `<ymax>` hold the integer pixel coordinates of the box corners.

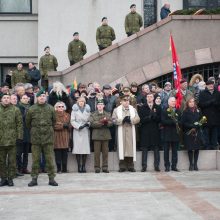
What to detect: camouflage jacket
<box><xmin>39</xmin><ymin>54</ymin><xmax>58</xmax><ymax>79</ymax></box>
<box><xmin>11</xmin><ymin>69</ymin><xmax>30</xmax><ymax>88</ymax></box>
<box><xmin>68</xmin><ymin>40</ymin><xmax>87</xmax><ymax>63</ymax></box>
<box><xmin>0</xmin><ymin>104</ymin><xmax>23</xmax><ymax>146</ymax></box>
<box><xmin>26</xmin><ymin>103</ymin><xmax>56</xmax><ymax>145</ymax></box>
<box><xmin>125</xmin><ymin>12</ymin><xmax>143</xmax><ymax>34</ymax></box>
<box><xmin>89</xmin><ymin>110</ymin><xmax>113</xmax><ymax>140</ymax></box>
<box><xmin>96</xmin><ymin>25</ymin><xmax>116</xmax><ymax>48</ymax></box>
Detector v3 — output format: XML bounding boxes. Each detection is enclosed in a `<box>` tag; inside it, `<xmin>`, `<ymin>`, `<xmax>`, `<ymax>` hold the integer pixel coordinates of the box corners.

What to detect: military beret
<box><xmin>0</xmin><ymin>92</ymin><xmax>10</xmax><ymax>99</ymax></box>
<box><xmin>97</xmin><ymin>99</ymin><xmax>104</xmax><ymax>105</ymax></box>
<box><xmin>36</xmin><ymin>89</ymin><xmax>46</xmax><ymax>97</ymax></box>
<box><xmin>130</xmin><ymin>4</ymin><xmax>136</xmax><ymax>8</ymax></box>
<box><xmin>122</xmin><ymin>87</ymin><xmax>130</xmax><ymax>93</ymax></box>
<box><xmin>102</xmin><ymin>17</ymin><xmax>107</xmax><ymax>22</ymax></box>
<box><xmin>17</xmin><ymin>62</ymin><xmax>22</xmax><ymax>65</ymax></box>
<box><xmin>73</xmin><ymin>32</ymin><xmax>79</xmax><ymax>36</ymax></box>
<box><xmin>130</xmin><ymin>82</ymin><xmax>138</xmax><ymax>87</ymax></box>
<box><xmin>120</xmin><ymin>94</ymin><xmax>130</xmax><ymax>101</ymax></box>
<box><xmin>103</xmin><ymin>84</ymin><xmax>111</xmax><ymax>90</ymax></box>
<box><xmin>44</xmin><ymin>46</ymin><xmax>50</xmax><ymax>51</ymax></box>
<box><xmin>180</xmin><ymin>78</ymin><xmax>187</xmax><ymax>84</ymax></box>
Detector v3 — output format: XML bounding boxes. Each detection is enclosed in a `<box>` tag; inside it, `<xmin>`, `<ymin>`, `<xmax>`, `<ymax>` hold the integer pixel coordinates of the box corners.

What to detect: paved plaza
<box><xmin>0</xmin><ymin>171</ymin><xmax>220</xmax><ymax>220</ymax></box>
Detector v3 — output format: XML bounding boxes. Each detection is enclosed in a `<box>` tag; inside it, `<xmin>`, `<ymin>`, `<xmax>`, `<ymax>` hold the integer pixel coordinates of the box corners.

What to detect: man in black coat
<box><xmin>198</xmin><ymin>80</ymin><xmax>220</xmax><ymax>150</ymax></box>
<box><xmin>161</xmin><ymin>97</ymin><xmax>181</xmax><ymax>172</ymax></box>
<box><xmin>139</xmin><ymin>93</ymin><xmax>161</xmax><ymax>172</ymax></box>
<box><xmin>28</xmin><ymin>62</ymin><xmax>41</xmax><ymax>86</ymax></box>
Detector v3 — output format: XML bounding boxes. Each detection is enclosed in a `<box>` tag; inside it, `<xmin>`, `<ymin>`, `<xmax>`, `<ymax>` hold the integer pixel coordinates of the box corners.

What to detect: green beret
<box><xmin>97</xmin><ymin>99</ymin><xmax>104</xmax><ymax>105</ymax></box>
<box><xmin>36</xmin><ymin>89</ymin><xmax>46</xmax><ymax>97</ymax></box>
<box><xmin>0</xmin><ymin>92</ymin><xmax>10</xmax><ymax>100</ymax></box>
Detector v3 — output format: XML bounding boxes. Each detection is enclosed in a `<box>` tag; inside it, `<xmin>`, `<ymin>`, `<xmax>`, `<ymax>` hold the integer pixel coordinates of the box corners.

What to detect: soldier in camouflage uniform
<box><xmin>39</xmin><ymin>46</ymin><xmax>58</xmax><ymax>91</ymax></box>
<box><xmin>96</xmin><ymin>17</ymin><xmax>116</xmax><ymax>51</ymax></box>
<box><xmin>11</xmin><ymin>62</ymin><xmax>30</xmax><ymax>88</ymax></box>
<box><xmin>68</xmin><ymin>32</ymin><xmax>87</xmax><ymax>66</ymax></box>
<box><xmin>125</xmin><ymin>4</ymin><xmax>143</xmax><ymax>37</ymax></box>
<box><xmin>89</xmin><ymin>99</ymin><xmax>113</xmax><ymax>173</ymax></box>
<box><xmin>26</xmin><ymin>89</ymin><xmax>58</xmax><ymax>186</ymax></box>
<box><xmin>0</xmin><ymin>93</ymin><xmax>23</xmax><ymax>187</ymax></box>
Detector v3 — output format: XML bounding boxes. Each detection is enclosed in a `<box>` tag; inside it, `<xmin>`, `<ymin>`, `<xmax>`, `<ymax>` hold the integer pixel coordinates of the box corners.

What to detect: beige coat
<box><xmin>112</xmin><ymin>105</ymin><xmax>140</xmax><ymax>159</ymax></box>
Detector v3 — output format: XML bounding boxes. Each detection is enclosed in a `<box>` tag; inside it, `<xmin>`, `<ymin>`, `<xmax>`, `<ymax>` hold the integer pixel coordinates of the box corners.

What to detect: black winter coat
<box><xmin>181</xmin><ymin>108</ymin><xmax>202</xmax><ymax>150</ymax></box>
<box><xmin>198</xmin><ymin>88</ymin><xmax>220</xmax><ymax>127</ymax></box>
<box><xmin>138</xmin><ymin>104</ymin><xmax>161</xmax><ymax>148</ymax></box>
<box><xmin>161</xmin><ymin>108</ymin><xmax>180</xmax><ymax>142</ymax></box>
<box><xmin>28</xmin><ymin>67</ymin><xmax>41</xmax><ymax>86</ymax></box>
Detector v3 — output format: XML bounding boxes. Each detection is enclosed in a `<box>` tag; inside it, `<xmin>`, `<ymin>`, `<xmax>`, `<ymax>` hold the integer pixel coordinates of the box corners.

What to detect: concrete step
<box><xmin>27</xmin><ymin>150</ymin><xmax>220</xmax><ymax>172</ymax></box>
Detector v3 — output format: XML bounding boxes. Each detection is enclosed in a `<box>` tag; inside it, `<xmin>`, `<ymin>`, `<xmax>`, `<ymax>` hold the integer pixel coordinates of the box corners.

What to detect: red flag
<box><xmin>170</xmin><ymin>34</ymin><xmax>182</xmax><ymax>109</ymax></box>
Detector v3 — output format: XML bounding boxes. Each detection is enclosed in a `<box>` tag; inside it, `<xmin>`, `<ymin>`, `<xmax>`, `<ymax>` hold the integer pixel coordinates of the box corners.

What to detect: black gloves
<box><xmin>127</xmin><ymin>32</ymin><xmax>132</xmax><ymax>37</ymax></box>
<box><xmin>98</xmin><ymin>45</ymin><xmax>105</xmax><ymax>50</ymax></box>
<box><xmin>63</xmin><ymin>123</ymin><xmax>69</xmax><ymax>129</ymax></box>
<box><xmin>79</xmin><ymin>123</ymin><xmax>89</xmax><ymax>130</ymax></box>
<box><xmin>123</xmin><ymin>116</ymin><xmax>131</xmax><ymax>124</ymax></box>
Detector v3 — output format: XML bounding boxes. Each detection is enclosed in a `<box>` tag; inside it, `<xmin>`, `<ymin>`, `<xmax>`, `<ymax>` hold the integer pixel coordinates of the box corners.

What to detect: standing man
<box><xmin>138</xmin><ymin>93</ymin><xmax>161</xmax><ymax>172</ymax></box>
<box><xmin>26</xmin><ymin>89</ymin><xmax>58</xmax><ymax>186</ymax></box>
<box><xmin>0</xmin><ymin>93</ymin><xmax>23</xmax><ymax>186</ymax></box>
<box><xmin>68</xmin><ymin>32</ymin><xmax>87</xmax><ymax>66</ymax></box>
<box><xmin>112</xmin><ymin>95</ymin><xmax>140</xmax><ymax>172</ymax></box>
<box><xmin>39</xmin><ymin>46</ymin><xmax>58</xmax><ymax>91</ymax></box>
<box><xmin>160</xmin><ymin>3</ymin><xmax>171</xmax><ymax>20</ymax></box>
<box><xmin>89</xmin><ymin>99</ymin><xmax>113</xmax><ymax>173</ymax></box>
<box><xmin>11</xmin><ymin>62</ymin><xmax>30</xmax><ymax>88</ymax></box>
<box><xmin>125</xmin><ymin>4</ymin><xmax>143</xmax><ymax>37</ymax></box>
<box><xmin>96</xmin><ymin>17</ymin><xmax>116</xmax><ymax>51</ymax></box>
<box><xmin>28</xmin><ymin>62</ymin><xmax>41</xmax><ymax>87</ymax></box>
<box><xmin>159</xmin><ymin>82</ymin><xmax>172</xmax><ymax>110</ymax></box>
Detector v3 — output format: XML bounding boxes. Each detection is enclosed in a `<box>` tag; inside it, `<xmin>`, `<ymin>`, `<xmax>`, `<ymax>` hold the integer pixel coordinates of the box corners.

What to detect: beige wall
<box><xmin>38</xmin><ymin>0</ymin><xmax>143</xmax><ymax>71</ymax></box>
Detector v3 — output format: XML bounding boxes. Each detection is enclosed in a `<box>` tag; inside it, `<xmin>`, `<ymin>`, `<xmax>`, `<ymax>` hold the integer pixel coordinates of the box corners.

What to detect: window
<box><xmin>143</xmin><ymin>0</ymin><xmax>157</xmax><ymax>27</ymax></box>
<box><xmin>0</xmin><ymin>0</ymin><xmax>32</xmax><ymax>14</ymax></box>
<box><xmin>183</xmin><ymin>0</ymin><xmax>220</xmax><ymax>9</ymax></box>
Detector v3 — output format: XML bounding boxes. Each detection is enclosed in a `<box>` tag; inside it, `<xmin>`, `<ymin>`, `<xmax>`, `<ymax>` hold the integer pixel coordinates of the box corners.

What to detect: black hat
<box><xmin>130</xmin><ymin>4</ymin><xmax>136</xmax><ymax>8</ymax></box>
<box><xmin>36</xmin><ymin>89</ymin><xmax>46</xmax><ymax>97</ymax></box>
<box><xmin>17</xmin><ymin>62</ymin><xmax>22</xmax><ymax>65</ymax></box>
<box><xmin>73</xmin><ymin>32</ymin><xmax>79</xmax><ymax>36</ymax></box>
<box><xmin>206</xmin><ymin>80</ymin><xmax>215</xmax><ymax>85</ymax></box>
<box><xmin>103</xmin><ymin>84</ymin><xmax>111</xmax><ymax>90</ymax></box>
<box><xmin>102</xmin><ymin>17</ymin><xmax>107</xmax><ymax>22</ymax></box>
<box><xmin>44</xmin><ymin>46</ymin><xmax>50</xmax><ymax>51</ymax></box>
<box><xmin>97</xmin><ymin>99</ymin><xmax>104</xmax><ymax>105</ymax></box>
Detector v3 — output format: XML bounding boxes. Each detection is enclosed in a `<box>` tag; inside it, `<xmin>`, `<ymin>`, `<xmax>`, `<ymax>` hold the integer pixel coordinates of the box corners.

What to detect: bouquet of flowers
<box><xmin>167</xmin><ymin>108</ymin><xmax>180</xmax><ymax>134</ymax></box>
<box><xmin>186</xmin><ymin>116</ymin><xmax>207</xmax><ymax>136</ymax></box>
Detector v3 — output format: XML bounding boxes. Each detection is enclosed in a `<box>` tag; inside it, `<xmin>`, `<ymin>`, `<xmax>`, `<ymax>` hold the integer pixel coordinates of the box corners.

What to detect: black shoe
<box><xmin>165</xmin><ymin>167</ymin><xmax>170</xmax><ymax>172</ymax></box>
<box><xmin>171</xmin><ymin>167</ymin><xmax>180</xmax><ymax>172</ymax></box>
<box><xmin>28</xmin><ymin>178</ymin><xmax>38</xmax><ymax>187</ymax></box>
<box><xmin>189</xmin><ymin>164</ymin><xmax>193</xmax><ymax>171</ymax></box>
<box><xmin>49</xmin><ymin>179</ymin><xmax>58</xmax><ymax>186</ymax></box>
<box><xmin>95</xmin><ymin>169</ymin><xmax>100</xmax><ymax>173</ymax></box>
<box><xmin>0</xmin><ymin>179</ymin><xmax>8</xmax><ymax>187</ymax></box>
<box><xmin>81</xmin><ymin>165</ymin><xmax>86</xmax><ymax>173</ymax></box>
<box><xmin>128</xmin><ymin>168</ymin><xmax>136</xmax><ymax>172</ymax></box>
<box><xmin>78</xmin><ymin>165</ymin><xmax>82</xmax><ymax>173</ymax></box>
<box><xmin>102</xmin><ymin>169</ymin><xmax>109</xmax><ymax>173</ymax></box>
<box><xmin>141</xmin><ymin>167</ymin><xmax>147</xmax><ymax>172</ymax></box>
<box><xmin>155</xmin><ymin>167</ymin><xmax>160</xmax><ymax>172</ymax></box>
<box><xmin>118</xmin><ymin>168</ymin><xmax>126</xmax><ymax>172</ymax></box>
<box><xmin>8</xmin><ymin>179</ymin><xmax>14</xmax><ymax>187</ymax></box>
<box><xmin>194</xmin><ymin>164</ymin><xmax>199</xmax><ymax>171</ymax></box>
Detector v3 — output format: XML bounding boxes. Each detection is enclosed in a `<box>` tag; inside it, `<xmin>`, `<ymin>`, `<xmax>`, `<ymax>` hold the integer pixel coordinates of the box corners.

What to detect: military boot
<box><xmin>0</xmin><ymin>179</ymin><xmax>8</xmax><ymax>187</ymax></box>
<box><xmin>8</xmin><ymin>179</ymin><xmax>14</xmax><ymax>187</ymax></box>
<box><xmin>49</xmin><ymin>178</ymin><xmax>58</xmax><ymax>186</ymax></box>
<box><xmin>28</xmin><ymin>178</ymin><xmax>38</xmax><ymax>187</ymax></box>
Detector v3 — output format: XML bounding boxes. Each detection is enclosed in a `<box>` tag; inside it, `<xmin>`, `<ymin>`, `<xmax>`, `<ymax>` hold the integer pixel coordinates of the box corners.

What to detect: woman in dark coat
<box><xmin>138</xmin><ymin>93</ymin><xmax>161</xmax><ymax>172</ymax></box>
<box><xmin>181</xmin><ymin>98</ymin><xmax>203</xmax><ymax>171</ymax></box>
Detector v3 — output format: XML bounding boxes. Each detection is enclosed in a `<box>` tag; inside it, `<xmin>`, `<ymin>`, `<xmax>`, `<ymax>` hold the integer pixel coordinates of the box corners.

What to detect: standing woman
<box><xmin>54</xmin><ymin>101</ymin><xmax>71</xmax><ymax>173</ymax></box>
<box><xmin>71</xmin><ymin>97</ymin><xmax>91</xmax><ymax>173</ymax></box>
<box><xmin>181</xmin><ymin>98</ymin><xmax>202</xmax><ymax>171</ymax></box>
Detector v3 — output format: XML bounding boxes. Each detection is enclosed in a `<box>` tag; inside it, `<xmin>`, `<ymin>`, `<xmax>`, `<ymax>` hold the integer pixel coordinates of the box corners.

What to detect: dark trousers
<box><xmin>203</xmin><ymin>126</ymin><xmax>218</xmax><ymax>150</ymax></box>
<box><xmin>41</xmin><ymin>78</ymin><xmax>48</xmax><ymax>91</ymax></box>
<box><xmin>0</xmin><ymin>146</ymin><xmax>16</xmax><ymax>179</ymax></box>
<box><xmin>142</xmin><ymin>146</ymin><xmax>160</xmax><ymax>169</ymax></box>
<box><xmin>16</xmin><ymin>141</ymin><xmax>30</xmax><ymax>171</ymax></box>
<box><xmin>108</xmin><ymin>126</ymin><xmax>116</xmax><ymax>152</ymax></box>
<box><xmin>164</xmin><ymin>142</ymin><xmax>178</xmax><ymax>168</ymax></box>
<box><xmin>188</xmin><ymin>150</ymin><xmax>199</xmax><ymax>165</ymax></box>
<box><xmin>119</xmin><ymin>157</ymin><xmax>134</xmax><ymax>170</ymax></box>
<box><xmin>94</xmin><ymin>140</ymin><xmax>109</xmax><ymax>170</ymax></box>
<box><xmin>54</xmin><ymin>149</ymin><xmax>68</xmax><ymax>172</ymax></box>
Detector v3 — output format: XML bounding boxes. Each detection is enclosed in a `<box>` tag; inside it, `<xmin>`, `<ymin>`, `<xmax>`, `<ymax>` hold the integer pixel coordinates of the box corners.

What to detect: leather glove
<box><xmin>79</xmin><ymin>125</ymin><xmax>85</xmax><ymax>130</ymax></box>
<box><xmin>98</xmin><ymin>45</ymin><xmax>105</xmax><ymax>50</ymax></box>
<box><xmin>123</xmin><ymin>116</ymin><xmax>131</xmax><ymax>124</ymax></box>
<box><xmin>63</xmin><ymin>123</ymin><xmax>69</xmax><ymax>129</ymax></box>
<box><xmin>127</xmin><ymin>32</ymin><xmax>132</xmax><ymax>37</ymax></box>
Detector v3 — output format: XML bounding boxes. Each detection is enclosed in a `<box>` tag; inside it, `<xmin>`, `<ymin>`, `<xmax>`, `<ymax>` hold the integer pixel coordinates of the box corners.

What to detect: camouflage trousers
<box><xmin>31</xmin><ymin>144</ymin><xmax>55</xmax><ymax>178</ymax></box>
<box><xmin>0</xmin><ymin>145</ymin><xmax>16</xmax><ymax>179</ymax></box>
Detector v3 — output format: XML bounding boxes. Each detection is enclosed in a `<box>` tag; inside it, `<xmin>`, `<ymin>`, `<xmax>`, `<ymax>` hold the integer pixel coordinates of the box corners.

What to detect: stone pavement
<box><xmin>0</xmin><ymin>171</ymin><xmax>220</xmax><ymax>220</ymax></box>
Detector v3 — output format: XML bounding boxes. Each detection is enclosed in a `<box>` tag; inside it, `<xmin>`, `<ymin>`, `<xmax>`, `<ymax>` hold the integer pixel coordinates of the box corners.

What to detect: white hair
<box><xmin>54</xmin><ymin>101</ymin><xmax>67</xmax><ymax>111</ymax></box>
<box><xmin>168</xmin><ymin>96</ymin><xmax>176</xmax><ymax>105</ymax></box>
<box><xmin>50</xmin><ymin>81</ymin><xmax>68</xmax><ymax>97</ymax></box>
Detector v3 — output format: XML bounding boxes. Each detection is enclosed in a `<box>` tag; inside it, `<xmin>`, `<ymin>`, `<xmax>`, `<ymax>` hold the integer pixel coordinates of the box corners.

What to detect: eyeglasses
<box><xmin>57</xmin><ymin>106</ymin><xmax>64</xmax><ymax>108</ymax></box>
